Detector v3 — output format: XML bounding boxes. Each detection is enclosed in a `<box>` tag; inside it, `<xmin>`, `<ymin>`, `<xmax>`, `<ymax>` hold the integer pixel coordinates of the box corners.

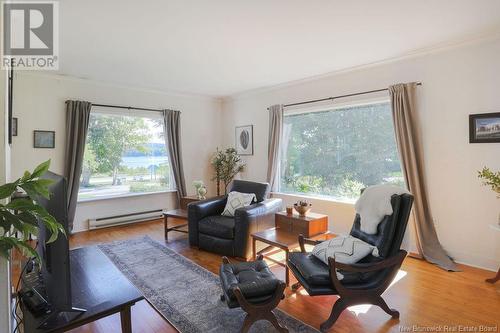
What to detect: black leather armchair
<box><xmin>287</xmin><ymin>193</ymin><xmax>414</xmax><ymax>332</ymax></box>
<box><xmin>188</xmin><ymin>180</ymin><xmax>283</xmax><ymax>260</ymax></box>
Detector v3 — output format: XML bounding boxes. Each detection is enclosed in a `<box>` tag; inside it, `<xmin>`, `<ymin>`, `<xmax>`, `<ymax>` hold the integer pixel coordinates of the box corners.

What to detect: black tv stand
<box><xmin>22</xmin><ymin>247</ymin><xmax>143</xmax><ymax>333</ymax></box>
<box><xmin>37</xmin><ymin>307</ymin><xmax>86</xmax><ymax>330</ymax></box>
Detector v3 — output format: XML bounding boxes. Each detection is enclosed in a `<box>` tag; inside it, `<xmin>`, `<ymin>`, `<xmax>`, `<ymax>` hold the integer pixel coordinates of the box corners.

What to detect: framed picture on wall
<box><xmin>34</xmin><ymin>130</ymin><xmax>56</xmax><ymax>148</ymax></box>
<box><xmin>235</xmin><ymin>125</ymin><xmax>253</xmax><ymax>155</ymax></box>
<box><xmin>469</xmin><ymin>112</ymin><xmax>500</xmax><ymax>143</ymax></box>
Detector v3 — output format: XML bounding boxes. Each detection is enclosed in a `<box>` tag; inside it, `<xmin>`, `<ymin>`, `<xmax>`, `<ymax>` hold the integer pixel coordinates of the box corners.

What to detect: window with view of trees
<box><xmin>280</xmin><ymin>101</ymin><xmax>404</xmax><ymax>201</ymax></box>
<box><xmin>78</xmin><ymin>112</ymin><xmax>174</xmax><ymax>201</ymax></box>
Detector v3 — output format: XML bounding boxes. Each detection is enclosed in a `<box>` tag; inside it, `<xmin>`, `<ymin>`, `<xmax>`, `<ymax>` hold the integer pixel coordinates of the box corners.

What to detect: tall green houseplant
<box><xmin>478</xmin><ymin>166</ymin><xmax>500</xmax><ymax>225</ymax></box>
<box><xmin>0</xmin><ymin>160</ymin><xmax>65</xmax><ymax>261</ymax></box>
<box><xmin>211</xmin><ymin>148</ymin><xmax>246</xmax><ymax>195</ymax></box>
<box><xmin>478</xmin><ymin>166</ymin><xmax>500</xmax><ymax>198</ymax></box>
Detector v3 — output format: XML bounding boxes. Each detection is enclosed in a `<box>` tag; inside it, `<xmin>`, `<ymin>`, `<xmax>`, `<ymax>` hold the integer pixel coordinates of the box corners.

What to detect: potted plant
<box><xmin>0</xmin><ymin>160</ymin><xmax>65</xmax><ymax>261</ymax></box>
<box><xmin>193</xmin><ymin>180</ymin><xmax>207</xmax><ymax>200</ymax></box>
<box><xmin>211</xmin><ymin>148</ymin><xmax>246</xmax><ymax>196</ymax></box>
<box><xmin>478</xmin><ymin>166</ymin><xmax>500</xmax><ymax>224</ymax></box>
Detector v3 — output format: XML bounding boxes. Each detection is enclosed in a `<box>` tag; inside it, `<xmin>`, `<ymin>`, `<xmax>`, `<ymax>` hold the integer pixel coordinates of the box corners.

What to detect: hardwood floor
<box><xmin>16</xmin><ymin>219</ymin><xmax>500</xmax><ymax>333</ymax></box>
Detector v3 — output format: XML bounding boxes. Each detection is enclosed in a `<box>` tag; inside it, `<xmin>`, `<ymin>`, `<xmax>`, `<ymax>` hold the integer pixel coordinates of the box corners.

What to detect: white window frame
<box><xmin>77</xmin><ymin>107</ymin><xmax>176</xmax><ymax>202</ymax></box>
<box><xmin>277</xmin><ymin>96</ymin><xmax>395</xmax><ymax>201</ymax></box>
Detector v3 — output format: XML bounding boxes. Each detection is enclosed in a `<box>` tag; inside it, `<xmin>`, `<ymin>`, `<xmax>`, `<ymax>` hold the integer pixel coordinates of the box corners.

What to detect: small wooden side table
<box><xmin>251</xmin><ymin>227</ymin><xmax>332</xmax><ymax>286</ymax></box>
<box><xmin>163</xmin><ymin>196</ymin><xmax>208</xmax><ymax>242</ymax></box>
<box><xmin>275</xmin><ymin>211</ymin><xmax>328</xmax><ymax>237</ymax></box>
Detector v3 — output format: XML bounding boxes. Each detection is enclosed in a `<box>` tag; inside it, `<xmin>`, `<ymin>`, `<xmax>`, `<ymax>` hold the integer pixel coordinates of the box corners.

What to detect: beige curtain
<box><xmin>267</xmin><ymin>105</ymin><xmax>284</xmax><ymax>191</ymax></box>
<box><xmin>389</xmin><ymin>83</ymin><xmax>457</xmax><ymax>271</ymax></box>
<box><xmin>163</xmin><ymin>109</ymin><xmax>186</xmax><ymax>205</ymax></box>
<box><xmin>64</xmin><ymin>100</ymin><xmax>92</xmax><ymax>232</ymax></box>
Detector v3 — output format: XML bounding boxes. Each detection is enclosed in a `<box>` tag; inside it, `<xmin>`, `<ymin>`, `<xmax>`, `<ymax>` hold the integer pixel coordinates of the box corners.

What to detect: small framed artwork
<box><xmin>469</xmin><ymin>112</ymin><xmax>500</xmax><ymax>143</ymax></box>
<box><xmin>12</xmin><ymin>118</ymin><xmax>17</xmax><ymax>136</ymax></box>
<box><xmin>235</xmin><ymin>125</ymin><xmax>253</xmax><ymax>155</ymax></box>
<box><xmin>34</xmin><ymin>130</ymin><xmax>55</xmax><ymax>148</ymax></box>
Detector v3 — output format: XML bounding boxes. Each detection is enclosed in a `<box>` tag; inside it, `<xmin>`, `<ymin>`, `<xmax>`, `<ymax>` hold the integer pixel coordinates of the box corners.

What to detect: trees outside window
<box><xmin>280</xmin><ymin>101</ymin><xmax>404</xmax><ymax>201</ymax></box>
<box><xmin>78</xmin><ymin>113</ymin><xmax>174</xmax><ymax>200</ymax></box>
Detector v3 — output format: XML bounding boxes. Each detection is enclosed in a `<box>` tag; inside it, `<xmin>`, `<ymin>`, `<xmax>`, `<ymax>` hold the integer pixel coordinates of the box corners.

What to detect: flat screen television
<box><xmin>35</xmin><ymin>171</ymin><xmax>85</xmax><ymax>329</ymax></box>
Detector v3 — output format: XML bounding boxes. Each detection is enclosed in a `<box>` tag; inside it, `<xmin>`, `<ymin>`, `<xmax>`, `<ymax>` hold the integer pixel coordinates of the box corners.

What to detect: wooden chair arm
<box><xmin>298</xmin><ymin>234</ymin><xmax>322</xmax><ymax>253</ymax></box>
<box><xmin>328</xmin><ymin>250</ymin><xmax>407</xmax><ymax>274</ymax></box>
<box><xmin>327</xmin><ymin>250</ymin><xmax>407</xmax><ymax>297</ymax></box>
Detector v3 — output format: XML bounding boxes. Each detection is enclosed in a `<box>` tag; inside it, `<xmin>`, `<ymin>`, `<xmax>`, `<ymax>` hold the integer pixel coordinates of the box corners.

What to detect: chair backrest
<box><xmin>350</xmin><ymin>193</ymin><xmax>414</xmax><ymax>258</ymax></box>
<box><xmin>230</xmin><ymin>180</ymin><xmax>270</xmax><ymax>203</ymax></box>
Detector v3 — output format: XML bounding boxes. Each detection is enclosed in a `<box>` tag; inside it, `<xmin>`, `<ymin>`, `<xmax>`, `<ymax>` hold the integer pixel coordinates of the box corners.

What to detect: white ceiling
<box><xmin>59</xmin><ymin>0</ymin><xmax>500</xmax><ymax>97</ymax></box>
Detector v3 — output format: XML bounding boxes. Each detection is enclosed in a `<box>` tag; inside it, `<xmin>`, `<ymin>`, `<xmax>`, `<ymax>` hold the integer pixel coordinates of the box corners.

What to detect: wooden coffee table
<box><xmin>251</xmin><ymin>227</ymin><xmax>332</xmax><ymax>286</ymax></box>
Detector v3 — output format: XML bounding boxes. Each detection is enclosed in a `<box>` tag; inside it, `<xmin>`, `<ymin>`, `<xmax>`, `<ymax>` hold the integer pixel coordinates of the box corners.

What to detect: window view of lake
<box><xmin>78</xmin><ymin>113</ymin><xmax>174</xmax><ymax>200</ymax></box>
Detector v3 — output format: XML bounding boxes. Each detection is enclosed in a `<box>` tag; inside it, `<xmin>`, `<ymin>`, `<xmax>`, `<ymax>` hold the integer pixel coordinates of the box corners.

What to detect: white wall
<box><xmin>221</xmin><ymin>37</ymin><xmax>500</xmax><ymax>271</ymax></box>
<box><xmin>11</xmin><ymin>73</ymin><xmax>222</xmax><ymax>232</ymax></box>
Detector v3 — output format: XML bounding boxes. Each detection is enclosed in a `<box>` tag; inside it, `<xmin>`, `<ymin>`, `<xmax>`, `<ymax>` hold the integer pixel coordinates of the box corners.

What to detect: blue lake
<box><xmin>122</xmin><ymin>156</ymin><xmax>169</xmax><ymax>168</ymax></box>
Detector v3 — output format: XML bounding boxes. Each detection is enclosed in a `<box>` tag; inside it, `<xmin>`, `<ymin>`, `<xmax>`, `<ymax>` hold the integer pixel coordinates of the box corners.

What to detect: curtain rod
<box><xmin>91</xmin><ymin>103</ymin><xmax>165</xmax><ymax>112</ymax></box>
<box><xmin>267</xmin><ymin>82</ymin><xmax>422</xmax><ymax>110</ymax></box>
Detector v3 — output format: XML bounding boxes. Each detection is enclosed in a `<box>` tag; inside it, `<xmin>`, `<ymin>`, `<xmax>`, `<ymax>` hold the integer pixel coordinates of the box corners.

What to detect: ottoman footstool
<box><xmin>219</xmin><ymin>255</ymin><xmax>289</xmax><ymax>333</ymax></box>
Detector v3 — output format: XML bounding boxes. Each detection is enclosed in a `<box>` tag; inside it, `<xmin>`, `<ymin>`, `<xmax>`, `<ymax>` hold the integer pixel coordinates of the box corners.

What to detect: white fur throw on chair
<box><xmin>354</xmin><ymin>185</ymin><xmax>409</xmax><ymax>235</ymax></box>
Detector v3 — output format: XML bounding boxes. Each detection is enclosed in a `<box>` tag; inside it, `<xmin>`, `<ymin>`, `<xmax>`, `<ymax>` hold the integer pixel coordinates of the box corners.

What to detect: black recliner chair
<box><xmin>188</xmin><ymin>180</ymin><xmax>283</xmax><ymax>260</ymax></box>
<box><xmin>287</xmin><ymin>192</ymin><xmax>414</xmax><ymax>332</ymax></box>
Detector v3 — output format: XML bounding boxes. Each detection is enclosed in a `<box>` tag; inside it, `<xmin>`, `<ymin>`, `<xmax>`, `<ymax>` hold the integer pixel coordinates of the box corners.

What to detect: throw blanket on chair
<box><xmin>354</xmin><ymin>185</ymin><xmax>410</xmax><ymax>234</ymax></box>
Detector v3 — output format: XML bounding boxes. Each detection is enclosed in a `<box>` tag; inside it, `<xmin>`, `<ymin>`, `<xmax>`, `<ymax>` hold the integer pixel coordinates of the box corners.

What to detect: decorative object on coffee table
<box><xmin>34</xmin><ymin>130</ymin><xmax>55</xmax><ymax>148</ymax></box>
<box><xmin>293</xmin><ymin>200</ymin><xmax>312</xmax><ymax>217</ymax></box>
<box><xmin>219</xmin><ymin>255</ymin><xmax>288</xmax><ymax>333</ymax></box>
<box><xmin>235</xmin><ymin>125</ymin><xmax>254</xmax><ymax>155</ymax></box>
<box><xmin>251</xmin><ymin>220</ymin><xmax>330</xmax><ymax>286</ymax></box>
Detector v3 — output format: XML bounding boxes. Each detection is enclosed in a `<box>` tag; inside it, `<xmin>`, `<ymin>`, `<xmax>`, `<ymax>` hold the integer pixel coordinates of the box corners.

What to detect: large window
<box><xmin>78</xmin><ymin>111</ymin><xmax>174</xmax><ymax>201</ymax></box>
<box><xmin>280</xmin><ymin>101</ymin><xmax>404</xmax><ymax>202</ymax></box>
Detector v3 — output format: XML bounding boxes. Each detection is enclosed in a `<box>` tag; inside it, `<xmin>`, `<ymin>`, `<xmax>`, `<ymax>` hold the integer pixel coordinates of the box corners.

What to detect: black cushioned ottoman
<box><xmin>219</xmin><ymin>255</ymin><xmax>288</xmax><ymax>332</ymax></box>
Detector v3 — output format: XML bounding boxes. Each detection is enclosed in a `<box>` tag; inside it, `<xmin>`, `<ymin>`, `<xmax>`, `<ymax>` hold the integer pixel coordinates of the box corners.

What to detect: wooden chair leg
<box><xmin>232</xmin><ymin>282</ymin><xmax>288</xmax><ymax>333</ymax></box>
<box><xmin>240</xmin><ymin>314</ymin><xmax>254</xmax><ymax>333</ymax></box>
<box><xmin>374</xmin><ymin>296</ymin><xmax>399</xmax><ymax>318</ymax></box>
<box><xmin>320</xmin><ymin>298</ymin><xmax>348</xmax><ymax>332</ymax></box>
<box><xmin>264</xmin><ymin>311</ymin><xmax>288</xmax><ymax>333</ymax></box>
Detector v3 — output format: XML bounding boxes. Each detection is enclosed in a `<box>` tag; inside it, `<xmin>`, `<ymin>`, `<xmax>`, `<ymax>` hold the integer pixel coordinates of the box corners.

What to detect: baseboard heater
<box><xmin>88</xmin><ymin>209</ymin><xmax>163</xmax><ymax>230</ymax></box>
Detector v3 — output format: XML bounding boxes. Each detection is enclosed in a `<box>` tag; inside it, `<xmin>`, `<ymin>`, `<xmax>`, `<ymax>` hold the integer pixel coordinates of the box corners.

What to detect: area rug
<box><xmin>98</xmin><ymin>236</ymin><xmax>319</xmax><ymax>333</ymax></box>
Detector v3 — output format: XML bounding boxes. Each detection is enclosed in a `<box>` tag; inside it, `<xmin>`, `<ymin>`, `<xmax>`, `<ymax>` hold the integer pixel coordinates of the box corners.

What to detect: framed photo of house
<box><xmin>34</xmin><ymin>130</ymin><xmax>56</xmax><ymax>148</ymax></box>
<box><xmin>235</xmin><ymin>125</ymin><xmax>253</xmax><ymax>155</ymax></box>
<box><xmin>469</xmin><ymin>112</ymin><xmax>500</xmax><ymax>143</ymax></box>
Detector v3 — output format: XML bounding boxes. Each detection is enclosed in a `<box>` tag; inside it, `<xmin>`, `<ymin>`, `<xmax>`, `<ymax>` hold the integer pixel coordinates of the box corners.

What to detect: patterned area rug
<box><xmin>98</xmin><ymin>236</ymin><xmax>319</xmax><ymax>333</ymax></box>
